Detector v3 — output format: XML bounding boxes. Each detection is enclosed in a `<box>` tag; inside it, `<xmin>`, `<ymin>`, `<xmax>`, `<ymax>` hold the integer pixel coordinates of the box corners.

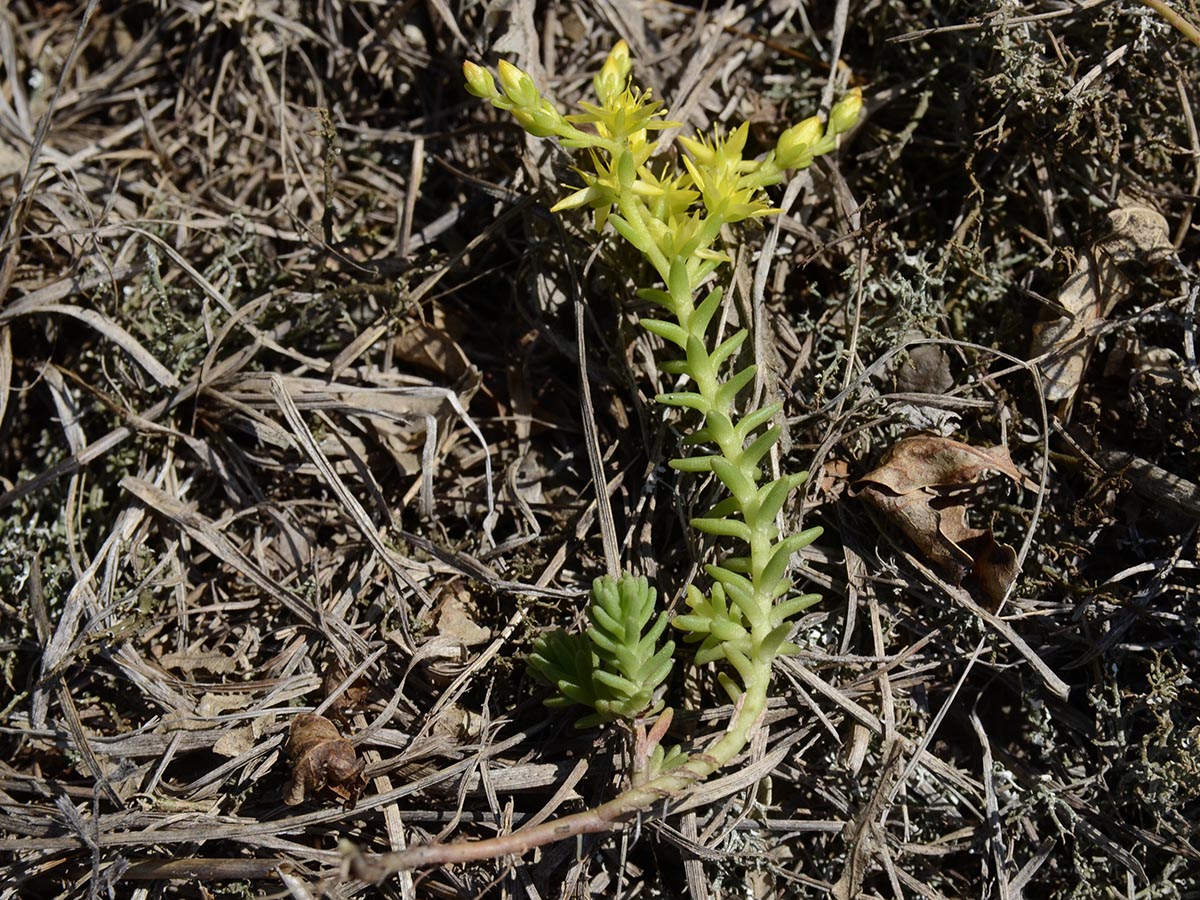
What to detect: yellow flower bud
<box><xmin>497</xmin><ymin>59</ymin><xmax>538</xmax><ymax>108</ymax></box>
<box><xmin>462</xmin><ymin>61</ymin><xmax>498</xmax><ymax>100</ymax></box>
<box><xmin>829</xmin><ymin>87</ymin><xmax>863</xmax><ymax>136</ymax></box>
<box><xmin>594</xmin><ymin>41</ymin><xmax>633</xmax><ymax>104</ymax></box>
<box><xmin>608</xmin><ymin>40</ymin><xmax>631</xmax><ymax>73</ymax></box>
<box><xmin>722</xmin><ymin>122</ymin><xmax>750</xmax><ymax>162</ymax></box>
<box><xmin>679</xmin><ymin>134</ymin><xmax>716</xmax><ymax>167</ymax></box>
<box><xmin>775</xmin><ymin>115</ymin><xmax>823</xmax><ymax>169</ymax></box>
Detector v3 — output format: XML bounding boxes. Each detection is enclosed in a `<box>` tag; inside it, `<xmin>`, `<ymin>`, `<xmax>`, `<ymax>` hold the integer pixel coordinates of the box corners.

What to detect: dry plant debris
<box><xmin>0</xmin><ymin>0</ymin><xmax>1197</xmax><ymax>898</ymax></box>
<box><xmin>854</xmin><ymin>435</ymin><xmax>1025</xmax><ymax>611</ymax></box>
<box><xmin>282</xmin><ymin>713</ymin><xmax>366</xmax><ymax>808</ymax></box>
<box><xmin>1030</xmin><ymin>204</ymin><xmax>1174</xmax><ymax>407</ymax></box>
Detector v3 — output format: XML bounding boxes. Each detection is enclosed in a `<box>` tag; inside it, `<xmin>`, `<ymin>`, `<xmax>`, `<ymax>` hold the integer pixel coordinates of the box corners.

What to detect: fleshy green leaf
<box><xmin>760</xmin><ymin>623</ymin><xmax>793</xmax><ymax>658</ymax></box>
<box><xmin>672</xmin><ymin>614</ymin><xmax>713</xmax><ymax>635</ymax></box>
<box><xmin>703</xmin><ymin>496</ymin><xmax>742</xmax><ymax>521</ymax></box>
<box><xmin>750</xmin><ymin>476</ymin><xmax>793</xmax><ymax>530</ymax></box>
<box><xmin>640</xmin><ymin>317</ymin><xmax>687</xmax><ymax>347</ymax></box>
<box><xmin>702</xmin><ymin>409</ymin><xmax>735</xmax><ymax>444</ymax></box>
<box><xmin>772</xmin><ymin>592</ymin><xmax>822</xmax><ymax>624</ymax></box>
<box><xmin>592</xmin><ymin>668</ymin><xmax>642</xmax><ymax>697</ymax></box>
<box><xmin>734</xmin><ymin>402</ymin><xmax>782</xmax><ymax>442</ymax></box>
<box><xmin>690</xmin><ymin>286</ymin><xmax>724</xmax><ymax>338</ymax></box>
<box><xmin>742</xmin><ymin>425</ymin><xmax>782</xmax><ymax>472</ymax></box>
<box><xmin>715</xmin><ymin>364</ymin><xmax>757</xmax><ymax>410</ymax></box>
<box><xmin>691</xmin><ymin>516</ymin><xmax>752</xmax><ymax>541</ymax></box>
<box><xmin>707</xmin><ymin>617</ymin><xmax>748</xmax><ymax>643</ymax></box>
<box><xmin>669</xmin><ymin>454</ymin><xmax>720</xmax><ymax>473</ymax></box>
<box><xmin>709</xmin><ymin>330</ymin><xmax>748</xmax><ymax>372</ymax></box>
<box><xmin>717</xmin><ymin>671</ymin><xmax>742</xmax><ymax>703</ymax></box>
<box><xmin>709</xmin><ymin>457</ymin><xmax>755</xmax><ymax>503</ymax></box>
<box><xmin>657</xmin><ymin>391</ymin><xmax>708</xmax><ymax>412</ymax></box>
<box><xmin>669</xmin><ymin>255</ymin><xmax>691</xmax><ymax>303</ymax></box>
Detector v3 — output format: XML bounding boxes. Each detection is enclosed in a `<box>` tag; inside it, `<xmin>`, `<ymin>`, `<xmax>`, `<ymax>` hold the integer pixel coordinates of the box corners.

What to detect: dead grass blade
<box><xmin>119</xmin><ymin>475</ymin><xmax>363</xmax><ymax>652</ymax></box>
<box><xmin>0</xmin><ymin>300</ymin><xmax>177</xmax><ymax>386</ymax></box>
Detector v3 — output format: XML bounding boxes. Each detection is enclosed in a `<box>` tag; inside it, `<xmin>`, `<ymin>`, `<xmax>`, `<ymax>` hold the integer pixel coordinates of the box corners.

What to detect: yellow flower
<box><xmin>570</xmin><ymin>87</ymin><xmax>674</xmax><ymax>149</ymax></box>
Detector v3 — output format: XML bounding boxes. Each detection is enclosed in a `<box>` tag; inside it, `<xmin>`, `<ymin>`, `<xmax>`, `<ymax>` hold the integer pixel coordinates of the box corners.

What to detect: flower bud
<box><xmin>497</xmin><ymin>59</ymin><xmax>539</xmax><ymax>108</ymax></box>
<box><xmin>829</xmin><ymin>87</ymin><xmax>863</xmax><ymax>136</ymax></box>
<box><xmin>462</xmin><ymin>61</ymin><xmax>498</xmax><ymax>100</ymax></box>
<box><xmin>514</xmin><ymin>102</ymin><xmax>562</xmax><ymax>138</ymax></box>
<box><xmin>718</xmin><ymin>122</ymin><xmax>750</xmax><ymax>168</ymax></box>
<box><xmin>594</xmin><ymin>40</ymin><xmax>632</xmax><ymax>103</ymax></box>
<box><xmin>679</xmin><ymin>134</ymin><xmax>715</xmax><ymax>167</ymax></box>
<box><xmin>775</xmin><ymin>115</ymin><xmax>822</xmax><ymax>169</ymax></box>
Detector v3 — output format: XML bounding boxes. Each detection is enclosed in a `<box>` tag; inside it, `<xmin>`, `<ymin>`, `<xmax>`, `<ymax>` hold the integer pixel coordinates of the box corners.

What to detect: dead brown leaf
<box><xmin>213</xmin><ymin>727</ymin><xmax>256</xmax><ymax>759</ymax></box>
<box><xmin>321</xmin><ymin>661</ymin><xmax>371</xmax><ymax>720</ymax></box>
<box><xmin>816</xmin><ymin>458</ymin><xmax>854</xmax><ymax>501</ymax></box>
<box><xmin>857</xmin><ymin>434</ymin><xmax>1025</xmax><ymax>494</ymax></box>
<box><xmin>282</xmin><ymin>713</ymin><xmax>365</xmax><ymax>807</ymax></box>
<box><xmin>434</xmin><ymin>579</ymin><xmax>491</xmax><ymax>650</ymax></box>
<box><xmin>391</xmin><ymin>322</ymin><xmax>471</xmax><ymax>382</ymax></box>
<box><xmin>1031</xmin><ymin>204</ymin><xmax>1172</xmax><ymax>406</ymax></box>
<box><xmin>854</xmin><ymin>435</ymin><xmax>1023</xmax><ymax>611</ymax></box>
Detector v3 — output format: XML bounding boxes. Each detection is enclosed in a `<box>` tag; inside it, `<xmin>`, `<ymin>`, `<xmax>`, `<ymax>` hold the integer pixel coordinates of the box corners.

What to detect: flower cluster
<box><xmin>466</xmin><ymin>41</ymin><xmax>860</xmax><ymax>291</ymax></box>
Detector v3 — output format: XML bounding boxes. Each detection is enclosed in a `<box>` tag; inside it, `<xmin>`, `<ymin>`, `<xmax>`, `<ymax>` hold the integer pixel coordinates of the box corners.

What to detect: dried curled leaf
<box><xmin>321</xmin><ymin>660</ymin><xmax>370</xmax><ymax>720</ymax></box>
<box><xmin>857</xmin><ymin>435</ymin><xmax>1025</xmax><ymax>494</ymax></box>
<box><xmin>282</xmin><ymin>713</ymin><xmax>365</xmax><ymax>807</ymax></box>
<box><xmin>854</xmin><ymin>435</ymin><xmax>1025</xmax><ymax>611</ymax></box>
<box><xmin>1031</xmin><ymin>204</ymin><xmax>1171</xmax><ymax>405</ymax></box>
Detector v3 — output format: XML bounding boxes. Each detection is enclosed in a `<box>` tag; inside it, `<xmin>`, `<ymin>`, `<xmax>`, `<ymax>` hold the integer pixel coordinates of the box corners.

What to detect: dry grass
<box><xmin>1</xmin><ymin>1</ymin><xmax>1198</xmax><ymax>898</ymax></box>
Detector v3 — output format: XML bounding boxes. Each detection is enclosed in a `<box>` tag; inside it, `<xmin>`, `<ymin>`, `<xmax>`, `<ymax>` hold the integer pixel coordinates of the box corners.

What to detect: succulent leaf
<box><xmin>715</xmin><ymin>364</ymin><xmax>758</xmax><ymax>409</ymax></box>
<box><xmin>772</xmin><ymin>592</ymin><xmax>822</xmax><ymax>624</ymax></box>
<box><xmin>691</xmin><ymin>286</ymin><xmax>725</xmax><ymax>337</ymax></box>
<box><xmin>527</xmin><ymin>575</ymin><xmax>675</xmax><ymax>726</ymax></box>
<box><xmin>657</xmin><ymin>391</ymin><xmax>709</xmax><ymax>412</ymax></box>
<box><xmin>640</xmin><ymin>318</ymin><xmax>688</xmax><ymax>347</ymax></box>
<box><xmin>741</xmin><ymin>426</ymin><xmax>782</xmax><ymax>472</ymax></box>
<box><xmin>691</xmin><ymin>516</ymin><xmax>753</xmax><ymax>541</ymax></box>
<box><xmin>734</xmin><ymin>403</ymin><xmax>782</xmax><ymax>442</ymax></box>
<box><xmin>709</xmin><ymin>330</ymin><xmax>749</xmax><ymax>371</ymax></box>
<box><xmin>669</xmin><ymin>454</ymin><xmax>720</xmax><ymax>473</ymax></box>
<box><xmin>709</xmin><ymin>457</ymin><xmax>756</xmax><ymax>504</ymax></box>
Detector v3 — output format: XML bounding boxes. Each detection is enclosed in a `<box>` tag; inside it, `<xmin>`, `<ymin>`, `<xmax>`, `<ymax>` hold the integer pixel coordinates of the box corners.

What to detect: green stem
<box><xmin>617</xmin><ymin>192</ymin><xmax>670</xmax><ymax>282</ymax></box>
<box><xmin>350</xmin><ymin>196</ymin><xmax>785</xmax><ymax>879</ymax></box>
